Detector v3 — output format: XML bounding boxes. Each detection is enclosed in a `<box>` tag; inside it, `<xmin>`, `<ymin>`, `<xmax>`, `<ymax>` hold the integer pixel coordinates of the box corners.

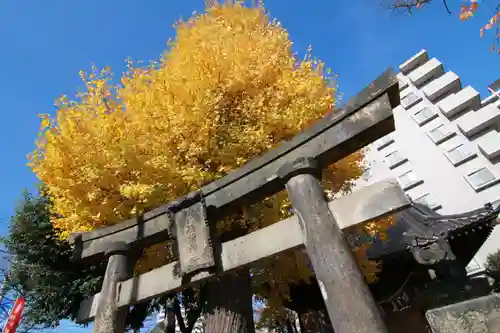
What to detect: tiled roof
<box><xmin>366</xmin><ymin>202</ymin><xmax>500</xmax><ymax>261</ymax></box>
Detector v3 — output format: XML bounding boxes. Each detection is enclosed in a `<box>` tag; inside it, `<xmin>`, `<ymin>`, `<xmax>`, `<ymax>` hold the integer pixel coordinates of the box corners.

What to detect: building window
<box><xmin>399</xmin><ymin>79</ymin><xmax>409</xmax><ymax>91</ymax></box>
<box><xmin>401</xmin><ymin>92</ymin><xmax>422</xmax><ymax>109</ymax></box>
<box><xmin>413</xmin><ymin>107</ymin><xmax>438</xmax><ymax>125</ymax></box>
<box><xmin>445</xmin><ymin>143</ymin><xmax>476</xmax><ymax>166</ymax></box>
<box><xmin>465</xmin><ymin>167</ymin><xmax>498</xmax><ymax>191</ymax></box>
<box><xmin>385</xmin><ymin>150</ymin><xmax>408</xmax><ymax>169</ymax></box>
<box><xmin>398</xmin><ymin>170</ymin><xmax>423</xmax><ymax>190</ymax></box>
<box><xmin>413</xmin><ymin>193</ymin><xmax>442</xmax><ymax>210</ymax></box>
<box><xmin>427</xmin><ymin>124</ymin><xmax>455</xmax><ymax>144</ymax></box>
<box><xmin>376</xmin><ymin>136</ymin><xmax>394</xmax><ymax>150</ymax></box>
<box><xmin>400</xmin><ymin>87</ymin><xmax>412</xmax><ymax>98</ymax></box>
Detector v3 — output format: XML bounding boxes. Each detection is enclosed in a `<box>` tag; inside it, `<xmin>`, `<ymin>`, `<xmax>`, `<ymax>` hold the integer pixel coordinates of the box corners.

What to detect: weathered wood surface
<box><xmin>70</xmin><ymin>70</ymin><xmax>400</xmax><ymax>263</ymax></box>
<box><xmin>76</xmin><ymin>179</ymin><xmax>409</xmax><ymax>323</ymax></box>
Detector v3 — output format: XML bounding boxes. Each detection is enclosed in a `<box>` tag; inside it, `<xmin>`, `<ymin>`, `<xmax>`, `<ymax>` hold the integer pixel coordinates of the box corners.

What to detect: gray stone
<box><xmin>75</xmin><ymin>179</ymin><xmax>409</xmax><ymax>323</ymax></box>
<box><xmin>279</xmin><ymin>157</ymin><xmax>388</xmax><ymax>333</ymax></box>
<box><xmin>171</xmin><ymin>193</ymin><xmax>215</xmax><ymax>276</ymax></box>
<box><xmin>93</xmin><ymin>242</ymin><xmax>133</xmax><ymax>333</ymax></box>
<box><xmin>425</xmin><ymin>293</ymin><xmax>500</xmax><ymax>333</ymax></box>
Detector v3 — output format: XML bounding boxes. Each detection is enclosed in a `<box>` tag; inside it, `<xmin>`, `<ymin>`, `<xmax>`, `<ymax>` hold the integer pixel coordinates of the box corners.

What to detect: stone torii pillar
<box><xmin>93</xmin><ymin>242</ymin><xmax>134</xmax><ymax>333</ymax></box>
<box><xmin>278</xmin><ymin>157</ymin><xmax>388</xmax><ymax>333</ymax></box>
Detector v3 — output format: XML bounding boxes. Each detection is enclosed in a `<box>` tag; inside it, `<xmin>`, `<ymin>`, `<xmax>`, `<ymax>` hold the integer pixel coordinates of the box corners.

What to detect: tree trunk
<box><xmin>148</xmin><ymin>297</ymin><xmax>177</xmax><ymax>333</ymax></box>
<box><xmin>298</xmin><ymin>311</ymin><xmax>316</xmax><ymax>333</ymax></box>
<box><xmin>298</xmin><ymin>312</ymin><xmax>306</xmax><ymax>333</ymax></box>
<box><xmin>286</xmin><ymin>317</ymin><xmax>296</xmax><ymax>333</ymax></box>
<box><xmin>173</xmin><ymin>286</ymin><xmax>206</xmax><ymax>333</ymax></box>
<box><xmin>203</xmin><ymin>268</ymin><xmax>255</xmax><ymax>333</ymax></box>
<box><xmin>298</xmin><ymin>310</ymin><xmax>335</xmax><ymax>333</ymax></box>
<box><xmin>317</xmin><ymin>310</ymin><xmax>335</xmax><ymax>333</ymax></box>
<box><xmin>165</xmin><ymin>298</ymin><xmax>176</xmax><ymax>333</ymax></box>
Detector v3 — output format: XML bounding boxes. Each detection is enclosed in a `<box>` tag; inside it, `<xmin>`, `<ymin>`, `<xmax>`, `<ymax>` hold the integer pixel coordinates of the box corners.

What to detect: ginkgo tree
<box><xmin>28</xmin><ymin>0</ymin><xmax>394</xmax><ymax>331</ymax></box>
<box><xmin>388</xmin><ymin>0</ymin><xmax>500</xmax><ymax>53</ymax></box>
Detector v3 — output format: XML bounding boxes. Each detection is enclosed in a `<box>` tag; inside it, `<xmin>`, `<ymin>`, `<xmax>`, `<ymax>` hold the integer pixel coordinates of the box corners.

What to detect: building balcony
<box><xmin>412</xmin><ymin>106</ymin><xmax>438</xmax><ymax>126</ymax></box>
<box><xmin>464</xmin><ymin>166</ymin><xmax>500</xmax><ymax>192</ymax></box>
<box><xmin>400</xmin><ymin>92</ymin><xmax>423</xmax><ymax>109</ymax></box>
<box><xmin>437</xmin><ymin>86</ymin><xmax>481</xmax><ymax>118</ymax></box>
<box><xmin>401</xmin><ymin>85</ymin><xmax>412</xmax><ymax>97</ymax></box>
<box><xmin>476</xmin><ymin>129</ymin><xmax>500</xmax><ymax>160</ymax></box>
<box><xmin>412</xmin><ymin>193</ymin><xmax>442</xmax><ymax>211</ymax></box>
<box><xmin>427</xmin><ymin>123</ymin><xmax>456</xmax><ymax>145</ymax></box>
<box><xmin>385</xmin><ymin>150</ymin><xmax>408</xmax><ymax>169</ymax></box>
<box><xmin>444</xmin><ymin>142</ymin><xmax>477</xmax><ymax>166</ymax></box>
<box><xmin>407</xmin><ymin>58</ymin><xmax>444</xmax><ymax>88</ymax></box>
<box><xmin>398</xmin><ymin>170</ymin><xmax>423</xmax><ymax>190</ymax></box>
<box><xmin>397</xmin><ymin>73</ymin><xmax>409</xmax><ymax>90</ymax></box>
<box><xmin>422</xmin><ymin>71</ymin><xmax>461</xmax><ymax>102</ymax></box>
<box><xmin>399</xmin><ymin>49</ymin><xmax>429</xmax><ymax>75</ymax></box>
<box><xmin>456</xmin><ymin>104</ymin><xmax>500</xmax><ymax>138</ymax></box>
<box><xmin>376</xmin><ymin>136</ymin><xmax>395</xmax><ymax>150</ymax></box>
<box><xmin>482</xmin><ymin>91</ymin><xmax>500</xmax><ymax>107</ymax></box>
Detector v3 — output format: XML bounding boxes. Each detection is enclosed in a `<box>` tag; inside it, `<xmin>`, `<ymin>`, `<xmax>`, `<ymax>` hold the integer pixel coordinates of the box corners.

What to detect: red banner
<box><xmin>3</xmin><ymin>297</ymin><xmax>24</xmax><ymax>333</ymax></box>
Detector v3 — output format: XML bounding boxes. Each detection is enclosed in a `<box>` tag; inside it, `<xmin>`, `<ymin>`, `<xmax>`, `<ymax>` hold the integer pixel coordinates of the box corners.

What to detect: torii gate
<box><xmin>69</xmin><ymin>68</ymin><xmax>406</xmax><ymax>333</ymax></box>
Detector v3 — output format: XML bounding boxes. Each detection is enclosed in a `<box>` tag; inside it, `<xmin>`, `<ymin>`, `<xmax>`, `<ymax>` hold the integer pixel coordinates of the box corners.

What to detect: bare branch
<box><xmin>385</xmin><ymin>0</ymin><xmax>432</xmax><ymax>15</ymax></box>
<box><xmin>0</xmin><ymin>268</ymin><xmax>24</xmax><ymax>296</ymax></box>
<box><xmin>100</xmin><ymin>90</ymin><xmax>112</xmax><ymax>114</ymax></box>
<box><xmin>442</xmin><ymin>0</ymin><xmax>452</xmax><ymax>14</ymax></box>
<box><xmin>16</xmin><ymin>318</ymin><xmax>41</xmax><ymax>333</ymax></box>
<box><xmin>385</xmin><ymin>0</ymin><xmax>453</xmax><ymax>15</ymax></box>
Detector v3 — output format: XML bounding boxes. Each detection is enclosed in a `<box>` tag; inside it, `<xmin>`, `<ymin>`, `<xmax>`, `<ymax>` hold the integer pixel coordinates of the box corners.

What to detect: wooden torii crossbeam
<box><xmin>69</xmin><ymin>68</ymin><xmax>402</xmax><ymax>333</ymax></box>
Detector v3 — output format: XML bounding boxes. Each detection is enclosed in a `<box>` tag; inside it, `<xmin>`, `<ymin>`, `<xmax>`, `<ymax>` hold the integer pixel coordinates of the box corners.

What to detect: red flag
<box><xmin>3</xmin><ymin>297</ymin><xmax>24</xmax><ymax>333</ymax></box>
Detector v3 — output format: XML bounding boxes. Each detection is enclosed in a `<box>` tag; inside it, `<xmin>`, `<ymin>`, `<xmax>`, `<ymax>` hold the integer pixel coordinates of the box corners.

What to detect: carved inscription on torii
<box><xmin>169</xmin><ymin>191</ymin><xmax>215</xmax><ymax>276</ymax></box>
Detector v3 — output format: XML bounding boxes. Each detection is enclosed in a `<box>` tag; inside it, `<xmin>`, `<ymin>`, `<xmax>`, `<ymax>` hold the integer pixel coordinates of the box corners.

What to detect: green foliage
<box><xmin>0</xmin><ymin>191</ymin><xmax>180</xmax><ymax>332</ymax></box>
<box><xmin>486</xmin><ymin>249</ymin><xmax>500</xmax><ymax>272</ymax></box>
<box><xmin>255</xmin><ymin>305</ymin><xmax>295</xmax><ymax>333</ymax></box>
<box><xmin>0</xmin><ymin>190</ymin><xmax>215</xmax><ymax>332</ymax></box>
<box><xmin>1</xmin><ymin>191</ymin><xmax>105</xmax><ymax>329</ymax></box>
<box><xmin>486</xmin><ymin>249</ymin><xmax>500</xmax><ymax>291</ymax></box>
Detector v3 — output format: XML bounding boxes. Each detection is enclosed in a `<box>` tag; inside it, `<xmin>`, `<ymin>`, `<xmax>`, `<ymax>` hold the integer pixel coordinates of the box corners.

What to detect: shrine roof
<box><xmin>366</xmin><ymin>201</ymin><xmax>500</xmax><ymax>262</ymax></box>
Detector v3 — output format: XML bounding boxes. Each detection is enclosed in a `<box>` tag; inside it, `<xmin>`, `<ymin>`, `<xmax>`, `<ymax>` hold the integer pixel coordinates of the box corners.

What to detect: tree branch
<box><xmin>186</xmin><ymin>301</ymin><xmax>204</xmax><ymax>333</ymax></box>
<box><xmin>386</xmin><ymin>0</ymin><xmax>452</xmax><ymax>15</ymax></box>
<box><xmin>442</xmin><ymin>0</ymin><xmax>452</xmax><ymax>14</ymax></box>
<box><xmin>173</xmin><ymin>297</ymin><xmax>188</xmax><ymax>333</ymax></box>
<box><xmin>386</xmin><ymin>0</ymin><xmax>432</xmax><ymax>14</ymax></box>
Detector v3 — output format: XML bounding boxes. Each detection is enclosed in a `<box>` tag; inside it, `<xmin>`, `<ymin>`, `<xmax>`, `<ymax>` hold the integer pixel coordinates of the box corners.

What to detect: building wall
<box><xmin>355</xmin><ymin>49</ymin><xmax>500</xmax><ymax>273</ymax></box>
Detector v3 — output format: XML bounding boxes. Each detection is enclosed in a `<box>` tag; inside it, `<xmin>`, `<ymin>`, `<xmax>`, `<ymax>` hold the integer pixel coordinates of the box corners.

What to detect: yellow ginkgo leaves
<box><xmin>28</xmin><ymin>1</ymin><xmax>381</xmax><ymax>307</ymax></box>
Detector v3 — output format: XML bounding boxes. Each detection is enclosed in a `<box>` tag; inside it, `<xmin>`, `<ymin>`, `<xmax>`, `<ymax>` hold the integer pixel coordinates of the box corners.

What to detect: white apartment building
<box><xmin>356</xmin><ymin>49</ymin><xmax>500</xmax><ymax>274</ymax></box>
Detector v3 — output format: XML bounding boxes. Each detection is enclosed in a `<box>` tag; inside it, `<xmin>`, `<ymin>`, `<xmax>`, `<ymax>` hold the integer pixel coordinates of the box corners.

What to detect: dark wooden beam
<box><xmin>69</xmin><ymin>68</ymin><xmax>400</xmax><ymax>263</ymax></box>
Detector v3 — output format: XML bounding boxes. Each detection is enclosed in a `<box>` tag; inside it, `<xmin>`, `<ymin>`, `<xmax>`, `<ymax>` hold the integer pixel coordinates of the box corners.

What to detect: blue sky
<box><xmin>0</xmin><ymin>0</ymin><xmax>498</xmax><ymax>332</ymax></box>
